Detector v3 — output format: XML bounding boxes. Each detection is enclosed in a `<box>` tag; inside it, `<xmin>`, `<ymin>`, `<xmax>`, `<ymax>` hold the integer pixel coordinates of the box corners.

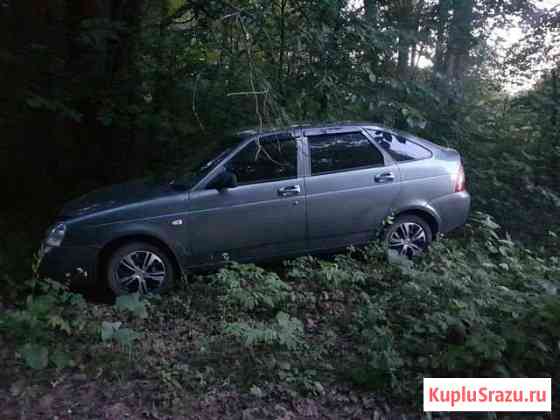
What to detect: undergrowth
<box><xmin>1</xmin><ymin>211</ymin><xmax>559</xmax><ymax>414</ymax></box>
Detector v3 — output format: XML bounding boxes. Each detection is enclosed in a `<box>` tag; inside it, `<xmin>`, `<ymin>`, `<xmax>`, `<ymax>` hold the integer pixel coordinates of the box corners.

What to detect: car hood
<box><xmin>60</xmin><ymin>179</ymin><xmax>186</xmax><ymax>219</ymax></box>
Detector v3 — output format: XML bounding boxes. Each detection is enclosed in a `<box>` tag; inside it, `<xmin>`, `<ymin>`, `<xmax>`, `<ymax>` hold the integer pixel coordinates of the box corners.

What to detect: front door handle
<box><xmin>374</xmin><ymin>172</ymin><xmax>395</xmax><ymax>183</ymax></box>
<box><xmin>278</xmin><ymin>184</ymin><xmax>301</xmax><ymax>197</ymax></box>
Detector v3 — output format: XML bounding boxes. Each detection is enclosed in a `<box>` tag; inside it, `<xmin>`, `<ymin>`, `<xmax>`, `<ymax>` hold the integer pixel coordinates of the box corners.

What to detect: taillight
<box><xmin>455</xmin><ymin>163</ymin><xmax>466</xmax><ymax>192</ymax></box>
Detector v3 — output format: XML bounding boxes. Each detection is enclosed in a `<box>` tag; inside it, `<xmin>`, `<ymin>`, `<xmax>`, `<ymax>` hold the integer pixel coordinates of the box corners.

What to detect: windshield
<box><xmin>186</xmin><ymin>147</ymin><xmax>233</xmax><ymax>186</ymax></box>
<box><xmin>170</xmin><ymin>135</ymin><xmax>242</xmax><ymax>188</ymax></box>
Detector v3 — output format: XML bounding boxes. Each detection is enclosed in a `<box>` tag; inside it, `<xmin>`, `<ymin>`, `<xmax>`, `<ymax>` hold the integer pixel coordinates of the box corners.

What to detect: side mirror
<box><xmin>209</xmin><ymin>169</ymin><xmax>238</xmax><ymax>190</ymax></box>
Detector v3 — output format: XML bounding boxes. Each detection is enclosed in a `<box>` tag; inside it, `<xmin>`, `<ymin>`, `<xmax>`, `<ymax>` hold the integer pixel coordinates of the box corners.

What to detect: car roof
<box><xmin>232</xmin><ymin>121</ymin><xmax>441</xmax><ymax>150</ymax></box>
<box><xmin>234</xmin><ymin>121</ymin><xmax>377</xmax><ymax>137</ymax></box>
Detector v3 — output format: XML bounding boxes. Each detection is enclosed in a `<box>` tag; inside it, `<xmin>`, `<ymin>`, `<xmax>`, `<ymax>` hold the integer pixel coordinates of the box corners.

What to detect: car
<box><xmin>39</xmin><ymin>122</ymin><xmax>470</xmax><ymax>295</ymax></box>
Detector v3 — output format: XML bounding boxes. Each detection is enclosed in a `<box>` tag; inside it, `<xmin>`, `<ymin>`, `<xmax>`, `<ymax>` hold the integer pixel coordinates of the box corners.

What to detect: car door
<box><xmin>187</xmin><ymin>133</ymin><xmax>307</xmax><ymax>266</ymax></box>
<box><xmin>303</xmin><ymin>128</ymin><xmax>401</xmax><ymax>250</ymax></box>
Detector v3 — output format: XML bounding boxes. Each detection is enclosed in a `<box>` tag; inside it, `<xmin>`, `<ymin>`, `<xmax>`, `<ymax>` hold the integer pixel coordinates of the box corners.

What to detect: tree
<box><xmin>445</xmin><ymin>0</ymin><xmax>474</xmax><ymax>98</ymax></box>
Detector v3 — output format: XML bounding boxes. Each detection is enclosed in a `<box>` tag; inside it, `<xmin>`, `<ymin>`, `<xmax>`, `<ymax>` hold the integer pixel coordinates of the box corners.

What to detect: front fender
<box><xmin>77</xmin><ymin>217</ymin><xmax>191</xmax><ymax>269</ymax></box>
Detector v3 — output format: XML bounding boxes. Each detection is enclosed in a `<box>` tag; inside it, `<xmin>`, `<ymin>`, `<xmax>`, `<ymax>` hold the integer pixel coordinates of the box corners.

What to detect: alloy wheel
<box><xmin>113</xmin><ymin>250</ymin><xmax>167</xmax><ymax>294</ymax></box>
<box><xmin>388</xmin><ymin>222</ymin><xmax>427</xmax><ymax>258</ymax></box>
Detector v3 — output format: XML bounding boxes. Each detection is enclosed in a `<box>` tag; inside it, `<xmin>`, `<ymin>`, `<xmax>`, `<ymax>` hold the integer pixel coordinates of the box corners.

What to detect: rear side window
<box><xmin>226</xmin><ymin>136</ymin><xmax>298</xmax><ymax>185</ymax></box>
<box><xmin>366</xmin><ymin>129</ymin><xmax>432</xmax><ymax>162</ymax></box>
<box><xmin>308</xmin><ymin>132</ymin><xmax>384</xmax><ymax>175</ymax></box>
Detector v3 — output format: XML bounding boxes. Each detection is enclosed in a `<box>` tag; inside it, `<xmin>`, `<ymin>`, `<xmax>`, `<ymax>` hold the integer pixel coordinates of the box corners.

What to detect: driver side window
<box><xmin>226</xmin><ymin>136</ymin><xmax>298</xmax><ymax>185</ymax></box>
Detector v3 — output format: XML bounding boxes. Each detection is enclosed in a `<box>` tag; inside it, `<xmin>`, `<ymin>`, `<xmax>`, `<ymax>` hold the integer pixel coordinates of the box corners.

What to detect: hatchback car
<box><xmin>40</xmin><ymin>123</ymin><xmax>470</xmax><ymax>295</ymax></box>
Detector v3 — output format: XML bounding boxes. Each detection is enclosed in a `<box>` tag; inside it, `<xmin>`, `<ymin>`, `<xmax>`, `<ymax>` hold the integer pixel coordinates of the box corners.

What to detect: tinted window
<box><xmin>226</xmin><ymin>136</ymin><xmax>297</xmax><ymax>184</ymax></box>
<box><xmin>366</xmin><ymin>129</ymin><xmax>432</xmax><ymax>162</ymax></box>
<box><xmin>308</xmin><ymin>132</ymin><xmax>384</xmax><ymax>175</ymax></box>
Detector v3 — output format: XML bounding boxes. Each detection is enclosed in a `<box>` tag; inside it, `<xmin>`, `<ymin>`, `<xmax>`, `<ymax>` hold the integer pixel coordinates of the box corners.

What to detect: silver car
<box><xmin>39</xmin><ymin>123</ymin><xmax>470</xmax><ymax>295</ymax></box>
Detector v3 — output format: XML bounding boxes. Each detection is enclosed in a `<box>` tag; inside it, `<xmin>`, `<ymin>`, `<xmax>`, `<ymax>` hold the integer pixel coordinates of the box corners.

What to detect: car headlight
<box><xmin>45</xmin><ymin>223</ymin><xmax>66</xmax><ymax>247</ymax></box>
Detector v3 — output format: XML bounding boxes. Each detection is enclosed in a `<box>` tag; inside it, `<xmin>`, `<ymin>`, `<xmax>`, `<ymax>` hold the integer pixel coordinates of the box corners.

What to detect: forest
<box><xmin>0</xmin><ymin>0</ymin><xmax>559</xmax><ymax>418</ymax></box>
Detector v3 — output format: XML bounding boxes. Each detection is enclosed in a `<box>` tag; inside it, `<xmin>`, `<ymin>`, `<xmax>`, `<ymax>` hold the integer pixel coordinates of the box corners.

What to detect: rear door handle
<box><xmin>374</xmin><ymin>172</ymin><xmax>395</xmax><ymax>183</ymax></box>
<box><xmin>278</xmin><ymin>184</ymin><xmax>301</xmax><ymax>197</ymax></box>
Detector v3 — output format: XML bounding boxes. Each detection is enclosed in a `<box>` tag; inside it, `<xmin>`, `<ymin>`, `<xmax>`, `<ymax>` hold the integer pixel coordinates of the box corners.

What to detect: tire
<box><xmin>107</xmin><ymin>242</ymin><xmax>175</xmax><ymax>296</ymax></box>
<box><xmin>384</xmin><ymin>215</ymin><xmax>433</xmax><ymax>258</ymax></box>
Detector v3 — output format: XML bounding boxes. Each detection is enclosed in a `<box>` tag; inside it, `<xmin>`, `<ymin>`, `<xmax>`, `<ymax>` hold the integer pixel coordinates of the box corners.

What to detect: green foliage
<box><xmin>25</xmin><ymin>94</ymin><xmax>82</xmax><ymax>122</ymax></box>
<box><xmin>100</xmin><ymin>293</ymin><xmax>148</xmax><ymax>353</ymax></box>
<box><xmin>1</xmin><ymin>271</ymin><xmax>148</xmax><ymax>369</ymax></box>
<box><xmin>101</xmin><ymin>321</ymin><xmax>142</xmax><ymax>350</ymax></box>
<box><xmin>19</xmin><ymin>343</ymin><xmax>49</xmax><ymax>370</ymax></box>
<box><xmin>3</xmin><ymin>211</ymin><xmax>559</xmax><ymax>413</ymax></box>
<box><xmin>463</xmin><ymin>137</ymin><xmax>560</xmax><ymax>244</ymax></box>
<box><xmin>285</xmin><ymin>254</ymin><xmax>369</xmax><ymax>290</ymax></box>
<box><xmin>194</xmin><ymin>213</ymin><xmax>558</xmax><ymax>400</ymax></box>
<box><xmin>215</xmin><ymin>262</ymin><xmax>292</xmax><ymax>312</ymax></box>
<box><xmin>225</xmin><ymin>311</ymin><xmax>304</xmax><ymax>351</ymax></box>
<box><xmin>349</xmin><ymin>214</ymin><xmax>560</xmax><ymax>394</ymax></box>
<box><xmin>213</xmin><ymin>262</ymin><xmax>304</xmax><ymax>359</ymax></box>
<box><xmin>0</xmin><ymin>278</ymin><xmax>86</xmax><ymax>369</ymax></box>
<box><xmin>115</xmin><ymin>292</ymin><xmax>149</xmax><ymax>319</ymax></box>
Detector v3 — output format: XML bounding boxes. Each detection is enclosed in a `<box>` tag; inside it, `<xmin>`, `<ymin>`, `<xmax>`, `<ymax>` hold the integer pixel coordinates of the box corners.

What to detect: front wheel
<box><xmin>107</xmin><ymin>242</ymin><xmax>175</xmax><ymax>296</ymax></box>
<box><xmin>384</xmin><ymin>215</ymin><xmax>432</xmax><ymax>258</ymax></box>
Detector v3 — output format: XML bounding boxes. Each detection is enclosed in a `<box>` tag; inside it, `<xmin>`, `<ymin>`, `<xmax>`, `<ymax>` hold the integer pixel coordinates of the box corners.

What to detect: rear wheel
<box><xmin>384</xmin><ymin>215</ymin><xmax>432</xmax><ymax>258</ymax></box>
<box><xmin>107</xmin><ymin>242</ymin><xmax>174</xmax><ymax>296</ymax></box>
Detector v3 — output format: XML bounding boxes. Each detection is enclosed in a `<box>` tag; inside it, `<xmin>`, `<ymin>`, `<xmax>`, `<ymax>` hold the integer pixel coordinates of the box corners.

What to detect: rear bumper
<box><xmin>429</xmin><ymin>191</ymin><xmax>471</xmax><ymax>234</ymax></box>
<box><xmin>38</xmin><ymin>243</ymin><xmax>100</xmax><ymax>288</ymax></box>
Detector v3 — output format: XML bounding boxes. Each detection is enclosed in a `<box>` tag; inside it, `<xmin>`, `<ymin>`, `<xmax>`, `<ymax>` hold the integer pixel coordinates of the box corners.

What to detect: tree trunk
<box><xmin>433</xmin><ymin>0</ymin><xmax>450</xmax><ymax>78</ymax></box>
<box><xmin>395</xmin><ymin>0</ymin><xmax>415</xmax><ymax>81</ymax></box>
<box><xmin>409</xmin><ymin>0</ymin><xmax>424</xmax><ymax>78</ymax></box>
<box><xmin>445</xmin><ymin>0</ymin><xmax>473</xmax><ymax>98</ymax></box>
<box><xmin>364</xmin><ymin>0</ymin><xmax>379</xmax><ymax>72</ymax></box>
<box><xmin>397</xmin><ymin>35</ymin><xmax>409</xmax><ymax>80</ymax></box>
<box><xmin>278</xmin><ymin>0</ymin><xmax>287</xmax><ymax>99</ymax></box>
<box><xmin>551</xmin><ymin>69</ymin><xmax>558</xmax><ymax>133</ymax></box>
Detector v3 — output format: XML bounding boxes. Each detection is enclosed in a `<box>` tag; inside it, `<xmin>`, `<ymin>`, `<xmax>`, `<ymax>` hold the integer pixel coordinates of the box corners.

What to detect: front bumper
<box><xmin>39</xmin><ymin>243</ymin><xmax>100</xmax><ymax>288</ymax></box>
<box><xmin>429</xmin><ymin>191</ymin><xmax>471</xmax><ymax>234</ymax></box>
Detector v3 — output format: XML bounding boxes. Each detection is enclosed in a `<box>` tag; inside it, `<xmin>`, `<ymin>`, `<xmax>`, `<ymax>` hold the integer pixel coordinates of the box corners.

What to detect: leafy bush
<box><xmin>100</xmin><ymin>293</ymin><xmax>148</xmax><ymax>353</ymax></box>
<box><xmin>0</xmin><ymin>277</ymin><xmax>89</xmax><ymax>369</ymax></box>
<box><xmin>100</xmin><ymin>321</ymin><xmax>142</xmax><ymax>352</ymax></box>
<box><xmin>463</xmin><ymin>139</ymin><xmax>560</xmax><ymax>246</ymax></box>
<box><xmin>215</xmin><ymin>262</ymin><xmax>292</xmax><ymax>313</ymax></box>
<box><xmin>286</xmin><ymin>254</ymin><xmax>369</xmax><ymax>291</ymax></box>
<box><xmin>349</xmin><ymin>213</ymin><xmax>560</xmax><ymax>395</ymax></box>
<box><xmin>225</xmin><ymin>311</ymin><xmax>305</xmax><ymax>351</ymax></box>
<box><xmin>1</xmin><ymin>269</ymin><xmax>148</xmax><ymax>369</ymax></box>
